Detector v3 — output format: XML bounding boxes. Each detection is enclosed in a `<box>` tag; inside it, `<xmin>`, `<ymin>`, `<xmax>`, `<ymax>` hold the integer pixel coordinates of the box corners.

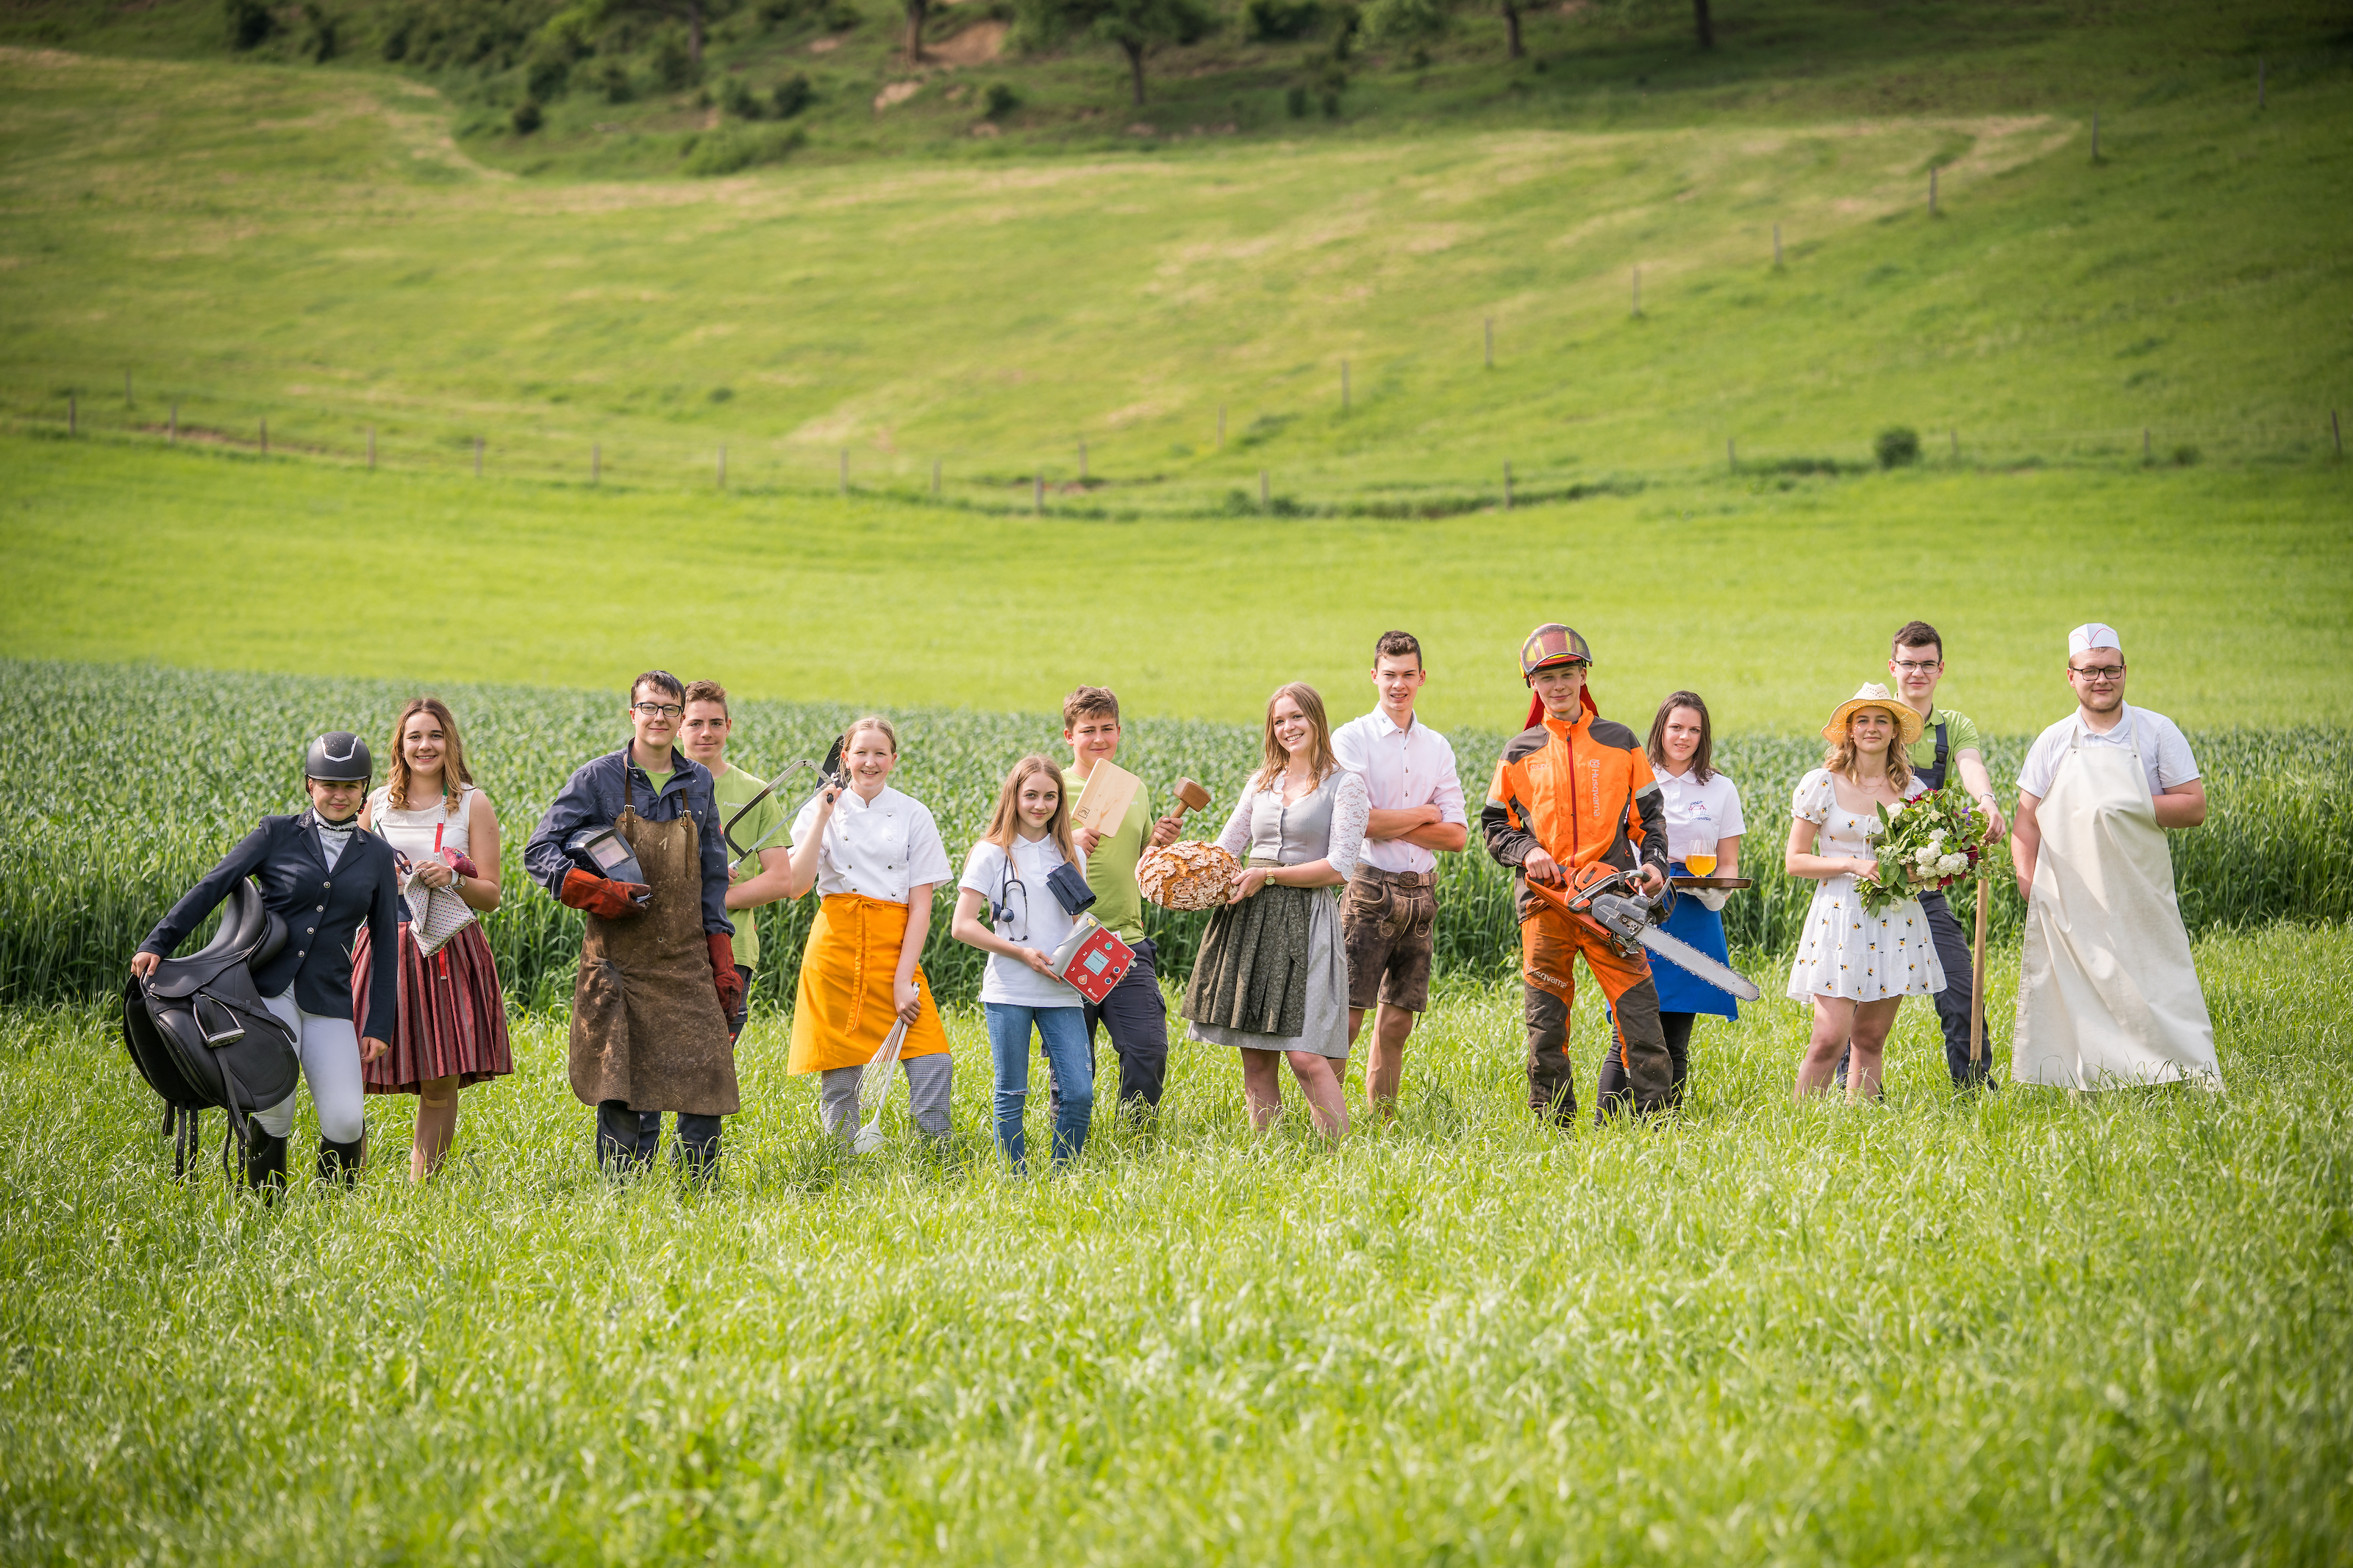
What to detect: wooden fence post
<box><xmin>1259</xmin><ymin>469</ymin><xmax>1269</xmax><ymax>509</ymax></box>
<box><xmin>68</xmin><ymin>395</ymin><xmax>75</xmax><ymax>436</ymax></box>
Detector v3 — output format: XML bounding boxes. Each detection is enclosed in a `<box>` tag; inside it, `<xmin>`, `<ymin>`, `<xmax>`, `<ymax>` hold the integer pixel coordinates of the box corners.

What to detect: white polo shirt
<box><xmin>1331</xmin><ymin>708</ymin><xmax>1466</xmax><ymax>876</ymax></box>
<box><xmin>1653</xmin><ymin>765</ymin><xmax>1746</xmax><ymax>862</ymax></box>
<box><xmin>790</xmin><ymin>784</ymin><xmax>952</xmax><ymax>904</ymax></box>
<box><xmin>2016</xmin><ymin>703</ymin><xmax>2200</xmax><ymax>803</ymax></box>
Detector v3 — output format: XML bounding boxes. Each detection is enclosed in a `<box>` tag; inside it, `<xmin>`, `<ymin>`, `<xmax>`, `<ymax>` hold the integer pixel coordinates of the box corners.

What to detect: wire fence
<box><xmin>8</xmin><ymin>380</ymin><xmax>2343</xmax><ymax>520</ymax></box>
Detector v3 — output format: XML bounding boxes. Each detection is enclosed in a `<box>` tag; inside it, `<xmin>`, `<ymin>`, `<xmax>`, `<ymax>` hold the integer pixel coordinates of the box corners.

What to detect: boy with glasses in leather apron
<box><xmin>524</xmin><ymin>670</ymin><xmax>744</xmax><ymax>1173</ymax></box>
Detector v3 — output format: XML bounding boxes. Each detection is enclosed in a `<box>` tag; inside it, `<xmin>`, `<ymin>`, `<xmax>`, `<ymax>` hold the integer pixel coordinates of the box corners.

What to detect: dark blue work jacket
<box><xmin>521</xmin><ymin>742</ymin><xmax>733</xmax><ymax>937</ymax></box>
<box><xmin>139</xmin><ymin>812</ymin><xmax>402</xmax><ymax>1028</ymax></box>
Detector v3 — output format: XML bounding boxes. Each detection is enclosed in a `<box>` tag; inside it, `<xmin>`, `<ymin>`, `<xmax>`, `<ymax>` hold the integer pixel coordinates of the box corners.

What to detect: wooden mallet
<box><xmin>1159</xmin><ymin>776</ymin><xmax>1213</xmax><ymax>837</ymax></box>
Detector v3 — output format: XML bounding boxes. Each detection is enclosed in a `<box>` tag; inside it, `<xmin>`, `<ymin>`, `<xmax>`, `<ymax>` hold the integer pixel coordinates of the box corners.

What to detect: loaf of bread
<box><xmin>1136</xmin><ymin>840</ymin><xmax>1240</xmax><ymax>911</ymax></box>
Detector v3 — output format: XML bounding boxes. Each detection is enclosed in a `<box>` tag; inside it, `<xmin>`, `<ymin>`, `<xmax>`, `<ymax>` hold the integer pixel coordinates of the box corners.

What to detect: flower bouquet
<box><xmin>1856</xmin><ymin>784</ymin><xmax>1994</xmax><ymax>915</ymax></box>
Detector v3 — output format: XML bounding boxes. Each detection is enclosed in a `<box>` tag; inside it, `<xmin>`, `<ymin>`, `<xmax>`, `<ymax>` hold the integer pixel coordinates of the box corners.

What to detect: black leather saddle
<box><xmin>122</xmin><ymin>877</ymin><xmax>300</xmax><ymax>1175</ymax></box>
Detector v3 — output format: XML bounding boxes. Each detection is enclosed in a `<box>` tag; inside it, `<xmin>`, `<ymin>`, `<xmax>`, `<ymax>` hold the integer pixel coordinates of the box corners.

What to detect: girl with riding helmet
<box><xmin>132</xmin><ymin>732</ymin><xmax>401</xmax><ymax>1189</ymax></box>
<box><xmin>354</xmin><ymin>697</ymin><xmax>513</xmax><ymax>1183</ymax></box>
<box><xmin>1784</xmin><ymin>683</ymin><xmax>1947</xmax><ymax>1102</ymax></box>
<box><xmin>784</xmin><ymin>715</ymin><xmax>957</xmax><ymax>1145</ymax></box>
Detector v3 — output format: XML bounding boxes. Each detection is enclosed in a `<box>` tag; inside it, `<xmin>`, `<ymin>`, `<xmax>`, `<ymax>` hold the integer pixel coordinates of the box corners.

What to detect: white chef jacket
<box><xmin>790</xmin><ymin>784</ymin><xmax>952</xmax><ymax>904</ymax></box>
<box><xmin>1331</xmin><ymin>708</ymin><xmax>1466</xmax><ymax>876</ymax></box>
<box><xmin>1653</xmin><ymin>765</ymin><xmax>1746</xmax><ymax>862</ymax></box>
<box><xmin>2016</xmin><ymin>704</ymin><xmax>2200</xmax><ymax>802</ymax></box>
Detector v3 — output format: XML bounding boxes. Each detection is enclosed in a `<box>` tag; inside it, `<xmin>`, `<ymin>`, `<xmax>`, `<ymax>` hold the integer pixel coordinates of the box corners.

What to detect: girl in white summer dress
<box><xmin>1784</xmin><ymin>684</ymin><xmax>1946</xmax><ymax>1101</ymax></box>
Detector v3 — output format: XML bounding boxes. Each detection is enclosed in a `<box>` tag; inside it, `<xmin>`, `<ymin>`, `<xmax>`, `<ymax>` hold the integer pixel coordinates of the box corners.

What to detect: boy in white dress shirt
<box><xmin>1332</xmin><ymin>631</ymin><xmax>1468</xmax><ymax>1116</ymax></box>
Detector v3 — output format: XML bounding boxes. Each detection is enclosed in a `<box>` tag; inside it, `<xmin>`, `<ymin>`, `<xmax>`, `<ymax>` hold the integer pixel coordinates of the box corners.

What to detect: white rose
<box><xmin>1940</xmin><ymin>853</ymin><xmax>1968</xmax><ymax>876</ymax></box>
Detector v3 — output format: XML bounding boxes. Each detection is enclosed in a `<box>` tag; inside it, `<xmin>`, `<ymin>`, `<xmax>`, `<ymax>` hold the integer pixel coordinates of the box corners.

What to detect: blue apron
<box><xmin>1650</xmin><ymin>858</ymin><xmax>1739</xmax><ymax>1018</ymax></box>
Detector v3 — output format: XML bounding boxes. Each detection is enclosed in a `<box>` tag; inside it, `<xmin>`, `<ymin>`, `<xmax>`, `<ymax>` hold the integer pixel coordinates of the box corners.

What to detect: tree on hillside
<box><xmin>579</xmin><ymin>0</ymin><xmax>736</xmax><ymax>66</ymax></box>
<box><xmin>1364</xmin><ymin>0</ymin><xmax>1527</xmax><ymax>62</ymax></box>
<box><xmin>1496</xmin><ymin>0</ymin><xmax>1524</xmax><ymax>60</ymax></box>
<box><xmin>903</xmin><ymin>0</ymin><xmax>932</xmax><ymax>61</ymax></box>
<box><xmin>1693</xmin><ymin>0</ymin><xmax>1713</xmax><ymax>50</ymax></box>
<box><xmin>1018</xmin><ymin>0</ymin><xmax>1219</xmax><ymax>107</ymax></box>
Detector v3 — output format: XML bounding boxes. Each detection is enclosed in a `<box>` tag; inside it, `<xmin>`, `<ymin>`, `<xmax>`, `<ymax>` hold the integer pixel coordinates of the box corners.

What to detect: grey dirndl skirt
<box><xmin>1182</xmin><ymin>878</ymin><xmax>1350</xmax><ymax>1059</ymax></box>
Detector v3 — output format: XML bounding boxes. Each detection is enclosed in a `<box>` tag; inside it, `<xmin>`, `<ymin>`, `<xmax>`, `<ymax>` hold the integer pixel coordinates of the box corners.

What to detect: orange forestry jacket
<box><xmin>1481</xmin><ymin>694</ymin><xmax>1669</xmax><ymax>918</ymax></box>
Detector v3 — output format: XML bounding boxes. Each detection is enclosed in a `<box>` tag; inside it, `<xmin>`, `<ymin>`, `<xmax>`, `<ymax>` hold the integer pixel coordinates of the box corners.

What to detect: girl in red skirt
<box><xmin>356</xmin><ymin>698</ymin><xmax>513</xmax><ymax>1181</ymax></box>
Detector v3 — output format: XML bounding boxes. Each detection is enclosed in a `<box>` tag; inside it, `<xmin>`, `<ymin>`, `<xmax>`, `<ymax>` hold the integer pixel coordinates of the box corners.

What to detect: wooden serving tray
<box><xmin>1671</xmin><ymin>876</ymin><xmax>1753</xmax><ymax>889</ymax></box>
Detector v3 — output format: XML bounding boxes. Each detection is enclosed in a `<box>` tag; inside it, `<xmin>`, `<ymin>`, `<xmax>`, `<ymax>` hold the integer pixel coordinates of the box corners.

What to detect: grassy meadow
<box><xmin>4</xmin><ymin>925</ymin><xmax>2350</xmax><ymax>1563</ymax></box>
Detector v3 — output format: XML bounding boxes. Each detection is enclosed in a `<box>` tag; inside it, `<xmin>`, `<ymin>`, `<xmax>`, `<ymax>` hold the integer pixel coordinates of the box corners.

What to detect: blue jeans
<box><xmin>986</xmin><ymin>1002</ymin><xmax>1093</xmax><ymax>1169</ymax></box>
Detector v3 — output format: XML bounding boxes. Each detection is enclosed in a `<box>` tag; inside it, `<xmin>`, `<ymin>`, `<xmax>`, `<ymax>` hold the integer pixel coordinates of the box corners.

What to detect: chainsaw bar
<box><xmin>1636</xmin><ymin>925</ymin><xmax>1763</xmax><ymax>1002</ymax></box>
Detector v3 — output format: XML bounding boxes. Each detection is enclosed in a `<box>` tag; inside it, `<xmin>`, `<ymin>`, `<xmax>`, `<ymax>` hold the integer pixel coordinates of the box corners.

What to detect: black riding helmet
<box><xmin>304</xmin><ymin>731</ymin><xmax>372</xmax><ymax>783</ymax></box>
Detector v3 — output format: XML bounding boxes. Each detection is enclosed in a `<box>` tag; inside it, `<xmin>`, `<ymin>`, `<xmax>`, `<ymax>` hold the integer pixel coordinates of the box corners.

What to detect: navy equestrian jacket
<box><xmin>139</xmin><ymin>813</ymin><xmax>402</xmax><ymax>1030</ymax></box>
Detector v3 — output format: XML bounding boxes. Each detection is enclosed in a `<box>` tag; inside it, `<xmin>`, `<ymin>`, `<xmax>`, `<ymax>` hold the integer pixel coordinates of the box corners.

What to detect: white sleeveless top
<box><xmin>368</xmin><ymin>784</ymin><xmax>484</xmax><ymax>863</ymax></box>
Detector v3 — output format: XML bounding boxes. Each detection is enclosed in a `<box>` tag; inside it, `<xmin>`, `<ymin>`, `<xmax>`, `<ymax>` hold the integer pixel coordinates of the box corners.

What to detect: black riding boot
<box><xmin>243</xmin><ymin>1125</ymin><xmax>288</xmax><ymax>1195</ymax></box>
<box><xmin>317</xmin><ymin>1133</ymin><xmax>365</xmax><ymax>1186</ymax></box>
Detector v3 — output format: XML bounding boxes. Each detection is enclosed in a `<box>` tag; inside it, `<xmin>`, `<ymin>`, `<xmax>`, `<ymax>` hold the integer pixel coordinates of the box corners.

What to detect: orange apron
<box><xmin>786</xmin><ymin>893</ymin><xmax>950</xmax><ymax>1075</ymax></box>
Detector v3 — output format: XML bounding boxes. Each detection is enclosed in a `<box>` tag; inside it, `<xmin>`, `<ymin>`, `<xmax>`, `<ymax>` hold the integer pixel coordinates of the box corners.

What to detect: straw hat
<box><xmin>1821</xmin><ymin>682</ymin><xmax>1926</xmax><ymax>744</ymax></box>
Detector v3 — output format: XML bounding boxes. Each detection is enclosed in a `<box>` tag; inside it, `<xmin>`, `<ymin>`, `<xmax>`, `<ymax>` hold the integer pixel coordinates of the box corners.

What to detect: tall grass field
<box><xmin>10</xmin><ymin>659</ymin><xmax>2353</xmax><ymax>1013</ymax></box>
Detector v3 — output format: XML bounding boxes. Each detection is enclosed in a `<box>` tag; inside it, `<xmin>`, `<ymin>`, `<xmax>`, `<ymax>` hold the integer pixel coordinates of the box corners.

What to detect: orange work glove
<box><xmin>708</xmin><ymin>932</ymin><xmax>745</xmax><ymax>1022</ymax></box>
<box><xmin>560</xmin><ymin>869</ymin><xmax>649</xmax><ymax>920</ymax></box>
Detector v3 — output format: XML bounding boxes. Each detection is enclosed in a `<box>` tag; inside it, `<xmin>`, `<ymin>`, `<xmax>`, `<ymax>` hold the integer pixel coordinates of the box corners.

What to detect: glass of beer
<box><xmin>1684</xmin><ymin>834</ymin><xmax>1718</xmax><ymax>878</ymax></box>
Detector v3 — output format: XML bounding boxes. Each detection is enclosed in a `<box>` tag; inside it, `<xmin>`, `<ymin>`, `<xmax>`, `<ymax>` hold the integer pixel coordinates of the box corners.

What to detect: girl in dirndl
<box><xmin>1784</xmin><ymin>683</ymin><xmax>1946</xmax><ymax>1102</ymax></box>
<box><xmin>784</xmin><ymin>715</ymin><xmax>956</xmax><ymax>1142</ymax></box>
<box><xmin>1604</xmin><ymin>690</ymin><xmax>1746</xmax><ymax>1111</ymax></box>
<box><xmin>1182</xmin><ymin>682</ymin><xmax>1368</xmax><ymax>1139</ymax></box>
<box><xmin>355</xmin><ymin>698</ymin><xmax>513</xmax><ymax>1181</ymax></box>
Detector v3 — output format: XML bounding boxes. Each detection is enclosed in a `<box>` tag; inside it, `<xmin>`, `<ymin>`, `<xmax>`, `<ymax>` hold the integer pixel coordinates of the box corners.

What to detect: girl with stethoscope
<box><xmin>950</xmin><ymin>755</ymin><xmax>1095</xmax><ymax>1170</ymax></box>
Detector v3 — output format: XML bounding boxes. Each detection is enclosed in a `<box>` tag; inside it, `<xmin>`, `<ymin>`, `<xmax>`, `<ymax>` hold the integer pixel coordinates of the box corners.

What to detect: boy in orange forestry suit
<box><xmin>1481</xmin><ymin>624</ymin><xmax>1677</xmax><ymax>1124</ymax></box>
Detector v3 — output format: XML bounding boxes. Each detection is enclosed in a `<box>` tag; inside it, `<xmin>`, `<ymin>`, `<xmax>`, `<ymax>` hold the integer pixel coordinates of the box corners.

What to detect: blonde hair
<box><xmin>1252</xmin><ymin>681</ymin><xmax>1337</xmax><ymax>792</ymax></box>
<box><xmin>843</xmin><ymin>714</ymin><xmax>899</xmax><ymax>754</ymax></box>
<box><xmin>982</xmin><ymin>753</ymin><xmax>1074</xmax><ymax>862</ymax></box>
<box><xmin>386</xmin><ymin>697</ymin><xmax>472</xmax><ymax>812</ymax></box>
<box><xmin>1822</xmin><ymin>706</ymin><xmax>1914</xmax><ymax>792</ymax></box>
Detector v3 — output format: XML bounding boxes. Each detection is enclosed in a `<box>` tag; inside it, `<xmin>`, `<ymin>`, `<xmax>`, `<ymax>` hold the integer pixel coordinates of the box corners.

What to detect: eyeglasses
<box><xmin>632</xmin><ymin>701</ymin><xmax>685</xmax><ymax>718</ymax></box>
<box><xmin>2070</xmin><ymin>665</ymin><xmax>2126</xmax><ymax>683</ymax></box>
<box><xmin>1893</xmin><ymin>659</ymin><xmax>1941</xmax><ymax>674</ymax></box>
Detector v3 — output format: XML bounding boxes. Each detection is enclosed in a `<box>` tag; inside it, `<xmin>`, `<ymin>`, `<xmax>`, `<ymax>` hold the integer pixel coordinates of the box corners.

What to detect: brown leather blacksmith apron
<box><xmin>568</xmin><ymin>801</ymin><xmax>739</xmax><ymax>1115</ymax></box>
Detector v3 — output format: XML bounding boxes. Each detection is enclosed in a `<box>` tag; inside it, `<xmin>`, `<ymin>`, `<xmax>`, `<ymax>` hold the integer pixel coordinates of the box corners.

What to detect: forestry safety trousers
<box><xmin>1520</xmin><ymin>903</ymin><xmax>1676</xmax><ymax>1124</ymax></box>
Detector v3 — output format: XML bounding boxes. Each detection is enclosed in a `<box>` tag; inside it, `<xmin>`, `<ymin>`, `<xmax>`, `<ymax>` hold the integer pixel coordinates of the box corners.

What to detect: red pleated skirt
<box><xmin>354</xmin><ymin>920</ymin><xmax>513</xmax><ymax>1095</ymax></box>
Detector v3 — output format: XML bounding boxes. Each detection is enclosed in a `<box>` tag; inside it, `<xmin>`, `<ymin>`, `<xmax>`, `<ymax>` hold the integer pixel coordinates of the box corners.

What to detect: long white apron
<box><xmin>2013</xmin><ymin>719</ymin><xmax>2220</xmax><ymax>1090</ymax></box>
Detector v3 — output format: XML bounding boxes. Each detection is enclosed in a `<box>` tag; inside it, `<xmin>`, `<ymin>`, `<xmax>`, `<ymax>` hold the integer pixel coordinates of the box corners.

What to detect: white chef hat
<box><xmin>2067</xmin><ymin>622</ymin><xmax>2122</xmax><ymax>657</ymax></box>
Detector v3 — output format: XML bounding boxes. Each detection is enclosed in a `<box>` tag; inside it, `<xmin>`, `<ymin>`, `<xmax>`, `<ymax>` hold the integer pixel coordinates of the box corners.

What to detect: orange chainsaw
<box><xmin>1524</xmin><ymin>864</ymin><xmax>1762</xmax><ymax>1002</ymax></box>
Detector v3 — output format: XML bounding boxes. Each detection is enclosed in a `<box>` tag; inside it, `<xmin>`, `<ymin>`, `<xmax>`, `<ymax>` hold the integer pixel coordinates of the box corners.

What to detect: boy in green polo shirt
<box><xmin>679</xmin><ymin>681</ymin><xmax>794</xmax><ymax>1033</ymax></box>
<box><xmin>1859</xmin><ymin>621</ymin><xmax>2010</xmax><ymax>1089</ymax></box>
<box><xmin>1061</xmin><ymin>685</ymin><xmax>1182</xmax><ymax>1117</ymax></box>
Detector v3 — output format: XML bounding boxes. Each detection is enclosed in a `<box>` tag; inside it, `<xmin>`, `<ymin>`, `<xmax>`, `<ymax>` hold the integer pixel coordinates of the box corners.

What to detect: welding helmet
<box><xmin>566</xmin><ymin>824</ymin><xmax>648</xmax><ymax>887</ymax></box>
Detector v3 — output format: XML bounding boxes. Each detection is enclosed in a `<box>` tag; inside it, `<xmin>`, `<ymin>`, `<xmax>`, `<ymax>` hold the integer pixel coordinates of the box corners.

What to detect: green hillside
<box><xmin>1</xmin><ymin>4</ymin><xmax>2348</xmax><ymax>510</ymax></box>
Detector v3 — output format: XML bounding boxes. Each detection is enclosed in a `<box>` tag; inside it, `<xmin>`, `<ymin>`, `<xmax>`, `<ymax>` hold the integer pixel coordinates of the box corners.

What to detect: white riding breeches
<box><xmin>255</xmin><ymin>992</ymin><xmax>368</xmax><ymax>1143</ymax></box>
